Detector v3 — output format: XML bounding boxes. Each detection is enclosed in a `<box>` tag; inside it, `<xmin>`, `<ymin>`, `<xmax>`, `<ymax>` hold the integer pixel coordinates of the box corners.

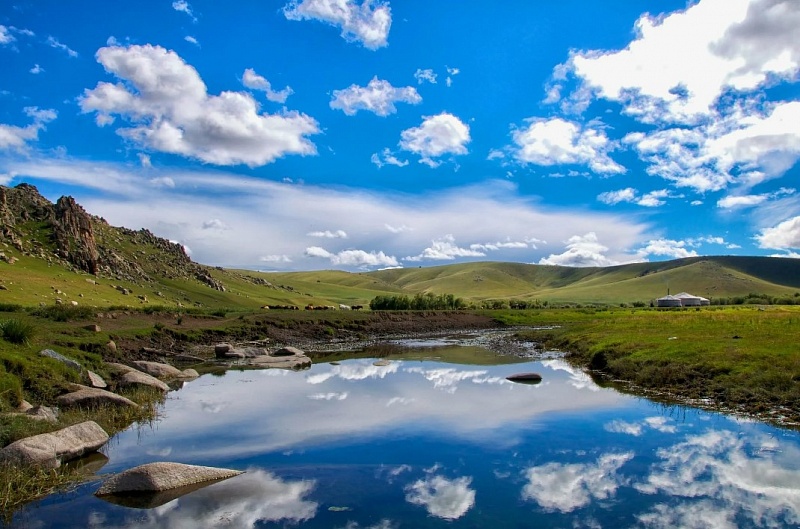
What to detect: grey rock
<box><xmin>180</xmin><ymin>368</ymin><xmax>200</xmax><ymax>379</ymax></box>
<box><xmin>118</xmin><ymin>370</ymin><xmax>170</xmax><ymax>392</ymax></box>
<box><xmin>40</xmin><ymin>349</ymin><xmax>82</xmax><ymax>371</ymax></box>
<box><xmin>214</xmin><ymin>343</ymin><xmax>232</xmax><ymax>358</ymax></box>
<box><xmin>272</xmin><ymin>346</ymin><xmax>305</xmax><ymax>357</ymax></box>
<box><xmin>57</xmin><ymin>386</ymin><xmax>139</xmax><ymax>409</ymax></box>
<box><xmin>132</xmin><ymin>361</ymin><xmax>183</xmax><ymax>379</ymax></box>
<box><xmin>0</xmin><ymin>421</ymin><xmax>109</xmax><ymax>468</ymax></box>
<box><xmin>95</xmin><ymin>462</ymin><xmax>243</xmax><ymax>495</ymax></box>
<box><xmin>105</xmin><ymin>362</ymin><xmax>139</xmax><ymax>375</ymax></box>
<box><xmin>86</xmin><ymin>370</ymin><xmax>108</xmax><ymax>389</ymax></box>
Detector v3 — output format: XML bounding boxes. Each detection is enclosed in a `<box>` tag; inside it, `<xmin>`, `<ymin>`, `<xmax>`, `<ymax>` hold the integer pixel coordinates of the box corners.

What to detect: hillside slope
<box><xmin>2</xmin><ymin>183</ymin><xmax>799</xmax><ymax>308</ymax></box>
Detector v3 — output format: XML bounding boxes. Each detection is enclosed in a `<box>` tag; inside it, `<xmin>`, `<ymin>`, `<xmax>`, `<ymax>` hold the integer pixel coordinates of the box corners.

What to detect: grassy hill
<box><xmin>2</xmin><ymin>184</ymin><xmax>800</xmax><ymax>310</ymax></box>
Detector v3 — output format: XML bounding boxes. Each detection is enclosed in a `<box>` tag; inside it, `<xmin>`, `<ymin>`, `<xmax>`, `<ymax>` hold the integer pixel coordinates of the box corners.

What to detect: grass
<box><xmin>0</xmin><ymin>462</ymin><xmax>83</xmax><ymax>520</ymax></box>
<box><xmin>496</xmin><ymin>306</ymin><xmax>800</xmax><ymax>425</ymax></box>
<box><xmin>0</xmin><ymin>319</ymin><xmax>36</xmax><ymax>345</ymax></box>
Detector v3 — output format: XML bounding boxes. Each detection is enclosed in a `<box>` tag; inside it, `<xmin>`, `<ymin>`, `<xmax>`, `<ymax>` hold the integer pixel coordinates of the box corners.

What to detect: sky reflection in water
<box><xmin>13</xmin><ymin>351</ymin><xmax>800</xmax><ymax>529</ymax></box>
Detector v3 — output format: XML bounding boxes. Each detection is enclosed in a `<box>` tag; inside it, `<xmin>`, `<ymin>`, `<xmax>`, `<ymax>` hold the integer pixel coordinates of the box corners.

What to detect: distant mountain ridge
<box><xmin>1</xmin><ymin>182</ymin><xmax>799</xmax><ymax>309</ymax></box>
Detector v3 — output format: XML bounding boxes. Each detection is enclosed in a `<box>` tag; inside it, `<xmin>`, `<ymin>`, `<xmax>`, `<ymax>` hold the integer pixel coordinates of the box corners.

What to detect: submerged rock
<box><xmin>0</xmin><ymin>421</ymin><xmax>109</xmax><ymax>468</ymax></box>
<box><xmin>506</xmin><ymin>372</ymin><xmax>542</xmax><ymax>384</ymax></box>
<box><xmin>95</xmin><ymin>462</ymin><xmax>243</xmax><ymax>496</ymax></box>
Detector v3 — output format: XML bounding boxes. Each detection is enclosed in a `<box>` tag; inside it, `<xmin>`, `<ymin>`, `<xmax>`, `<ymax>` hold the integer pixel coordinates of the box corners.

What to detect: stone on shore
<box><xmin>118</xmin><ymin>370</ymin><xmax>170</xmax><ymax>392</ymax></box>
<box><xmin>95</xmin><ymin>462</ymin><xmax>243</xmax><ymax>495</ymax></box>
<box><xmin>180</xmin><ymin>368</ymin><xmax>200</xmax><ymax>379</ymax></box>
<box><xmin>133</xmin><ymin>361</ymin><xmax>184</xmax><ymax>379</ymax></box>
<box><xmin>0</xmin><ymin>421</ymin><xmax>109</xmax><ymax>468</ymax></box>
<box><xmin>57</xmin><ymin>386</ymin><xmax>139</xmax><ymax>409</ymax></box>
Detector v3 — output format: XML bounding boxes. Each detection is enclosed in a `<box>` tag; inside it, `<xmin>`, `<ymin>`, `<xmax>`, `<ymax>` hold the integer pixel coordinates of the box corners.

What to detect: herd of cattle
<box><xmin>260</xmin><ymin>304</ymin><xmax>364</xmax><ymax>311</ymax></box>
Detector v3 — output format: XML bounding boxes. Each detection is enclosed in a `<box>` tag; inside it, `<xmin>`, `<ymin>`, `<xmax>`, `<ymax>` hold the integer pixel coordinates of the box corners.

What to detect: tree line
<box><xmin>369</xmin><ymin>292</ymin><xmax>466</xmax><ymax>311</ymax></box>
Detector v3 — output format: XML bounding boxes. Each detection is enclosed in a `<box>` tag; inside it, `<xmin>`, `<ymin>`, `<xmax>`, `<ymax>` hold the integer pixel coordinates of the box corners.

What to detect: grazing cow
<box><xmin>351</xmin><ymin>305</ymin><xmax>363</xmax><ymax>311</ymax></box>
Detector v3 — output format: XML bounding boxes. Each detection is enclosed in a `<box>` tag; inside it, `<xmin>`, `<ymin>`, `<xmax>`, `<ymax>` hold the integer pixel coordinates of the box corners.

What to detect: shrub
<box><xmin>30</xmin><ymin>305</ymin><xmax>95</xmax><ymax>322</ymax></box>
<box><xmin>0</xmin><ymin>319</ymin><xmax>36</xmax><ymax>345</ymax></box>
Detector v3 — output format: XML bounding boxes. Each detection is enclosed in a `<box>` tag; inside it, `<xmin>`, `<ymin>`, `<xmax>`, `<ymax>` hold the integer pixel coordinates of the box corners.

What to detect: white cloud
<box><xmin>260</xmin><ymin>254</ymin><xmax>293</xmax><ymax>263</ymax></box>
<box><xmin>405</xmin><ymin>234</ymin><xmax>485</xmax><ymax>262</ymax></box>
<box><xmin>371</xmin><ymin>148</ymin><xmax>408</xmax><ymax>168</ymax></box>
<box><xmin>755</xmin><ymin>216</ymin><xmax>800</xmax><ymax>249</ymax></box>
<box><xmin>605</xmin><ymin>416</ymin><xmax>677</xmax><ymax>436</ymax></box>
<box><xmin>0</xmin><ymin>25</ymin><xmax>14</xmax><ymax>45</ymax></box>
<box><xmin>539</xmin><ymin>232</ymin><xmax>621</xmax><ymax>267</ymax></box>
<box><xmin>445</xmin><ymin>66</ymin><xmax>459</xmax><ymax>87</ymax></box>
<box><xmin>717</xmin><ymin>187</ymin><xmax>795</xmax><ymax>209</ymax></box>
<box><xmin>242</xmin><ymin>68</ymin><xmax>294</xmax><ymax>104</ymax></box>
<box><xmin>305</xmin><ymin>246</ymin><xmax>399</xmax><ymax>268</ymax></box>
<box><xmin>46</xmin><ymin>36</ymin><xmax>77</xmax><ymax>57</ymax></box>
<box><xmin>637</xmin><ymin>238</ymin><xmax>698</xmax><ymax>260</ymax></box>
<box><xmin>307</xmin><ymin>392</ymin><xmax>348</xmax><ymax>400</ymax></box>
<box><xmin>414</xmin><ymin>68</ymin><xmax>437</xmax><ymax>84</ymax></box>
<box><xmin>598</xmin><ymin>187</ymin><xmax>637</xmax><ymax>205</ymax></box>
<box><xmin>80</xmin><ymin>44</ymin><xmax>319</xmax><ymax>167</ymax></box>
<box><xmin>635</xmin><ymin>429</ymin><xmax>800</xmax><ymax>528</ymax></box>
<box><xmin>330</xmin><ymin>76</ymin><xmax>420</xmax><ymax>116</ymax></box>
<box><xmin>405</xmin><ymin>475</ymin><xmax>475</xmax><ymax>520</ymax></box>
<box><xmin>202</xmin><ymin>219</ymin><xmax>229</xmax><ymax>230</ymax></box>
<box><xmin>307</xmin><ymin>229</ymin><xmax>347</xmax><ymax>238</ymax></box>
<box><xmin>172</xmin><ymin>0</ymin><xmax>197</xmax><ymax>22</ymax></box>
<box><xmin>29</xmin><ymin>64</ymin><xmax>44</xmax><ymax>74</ymax></box>
<box><xmin>137</xmin><ymin>153</ymin><xmax>152</xmax><ymax>167</ymax></box>
<box><xmin>567</xmin><ymin>0</ymin><xmax>800</xmax><ymax>124</ymax></box>
<box><xmin>399</xmin><ymin>113</ymin><xmax>470</xmax><ymax>167</ymax></box>
<box><xmin>470</xmin><ymin>239</ymin><xmax>529</xmax><ymax>252</ymax></box>
<box><xmin>637</xmin><ymin>189</ymin><xmax>671</xmax><ymax>208</ymax></box>
<box><xmin>0</xmin><ymin>107</ymin><xmax>57</xmax><ymax>151</ymax></box>
<box><xmin>184</xmin><ymin>36</ymin><xmax>199</xmax><ymax>46</ymax></box>
<box><xmin>1</xmin><ymin>157</ymin><xmax>651</xmax><ymax>271</ymax></box>
<box><xmin>511</xmin><ymin>118</ymin><xmax>624</xmax><ymax>174</ymax></box>
<box><xmin>521</xmin><ymin>452</ymin><xmax>634</xmax><ymax>513</ymax></box>
<box><xmin>283</xmin><ymin>0</ymin><xmax>391</xmax><ymax>50</ymax></box>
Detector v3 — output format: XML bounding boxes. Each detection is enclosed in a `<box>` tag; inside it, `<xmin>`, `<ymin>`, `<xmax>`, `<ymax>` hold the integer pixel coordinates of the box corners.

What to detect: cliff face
<box><xmin>0</xmin><ymin>183</ymin><xmax>224</xmax><ymax>290</ymax></box>
<box><xmin>53</xmin><ymin>196</ymin><xmax>100</xmax><ymax>275</ymax></box>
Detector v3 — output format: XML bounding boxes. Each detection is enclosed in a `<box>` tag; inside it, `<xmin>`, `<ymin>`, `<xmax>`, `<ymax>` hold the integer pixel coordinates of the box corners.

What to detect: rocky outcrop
<box><xmin>53</xmin><ymin>196</ymin><xmax>99</xmax><ymax>274</ymax></box>
<box><xmin>0</xmin><ymin>421</ymin><xmax>109</xmax><ymax>468</ymax></box>
<box><xmin>95</xmin><ymin>462</ymin><xmax>243</xmax><ymax>495</ymax></box>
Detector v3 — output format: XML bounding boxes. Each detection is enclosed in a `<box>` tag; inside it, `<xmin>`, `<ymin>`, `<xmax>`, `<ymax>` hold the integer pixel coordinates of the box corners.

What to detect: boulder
<box><xmin>95</xmin><ymin>462</ymin><xmax>243</xmax><ymax>495</ymax></box>
<box><xmin>86</xmin><ymin>370</ymin><xmax>108</xmax><ymax>389</ymax></box>
<box><xmin>0</xmin><ymin>421</ymin><xmax>109</xmax><ymax>468</ymax></box>
<box><xmin>250</xmin><ymin>354</ymin><xmax>311</xmax><ymax>370</ymax></box>
<box><xmin>132</xmin><ymin>361</ymin><xmax>183</xmax><ymax>379</ymax></box>
<box><xmin>214</xmin><ymin>343</ymin><xmax>232</xmax><ymax>358</ymax></box>
<box><xmin>118</xmin><ymin>370</ymin><xmax>170</xmax><ymax>392</ymax></box>
<box><xmin>57</xmin><ymin>386</ymin><xmax>139</xmax><ymax>409</ymax></box>
<box><xmin>26</xmin><ymin>405</ymin><xmax>59</xmax><ymax>423</ymax></box>
<box><xmin>224</xmin><ymin>351</ymin><xmax>246</xmax><ymax>359</ymax></box>
<box><xmin>236</xmin><ymin>347</ymin><xmax>267</xmax><ymax>358</ymax></box>
<box><xmin>84</xmin><ymin>324</ymin><xmax>101</xmax><ymax>332</ymax></box>
<box><xmin>272</xmin><ymin>346</ymin><xmax>305</xmax><ymax>357</ymax></box>
<box><xmin>105</xmin><ymin>362</ymin><xmax>139</xmax><ymax>375</ymax></box>
<box><xmin>106</xmin><ymin>340</ymin><xmax>117</xmax><ymax>353</ymax></box>
<box><xmin>180</xmin><ymin>368</ymin><xmax>200</xmax><ymax>379</ymax></box>
<box><xmin>40</xmin><ymin>349</ymin><xmax>82</xmax><ymax>371</ymax></box>
<box><xmin>373</xmin><ymin>359</ymin><xmax>391</xmax><ymax>367</ymax></box>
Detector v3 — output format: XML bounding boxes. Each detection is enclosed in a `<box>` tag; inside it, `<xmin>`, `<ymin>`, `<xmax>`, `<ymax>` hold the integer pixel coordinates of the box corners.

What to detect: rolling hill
<box><xmin>2</xmin><ymin>183</ymin><xmax>799</xmax><ymax>309</ymax></box>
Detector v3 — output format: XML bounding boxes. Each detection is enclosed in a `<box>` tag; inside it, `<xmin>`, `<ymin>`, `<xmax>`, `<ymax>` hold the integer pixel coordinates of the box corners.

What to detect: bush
<box><xmin>0</xmin><ymin>319</ymin><xmax>36</xmax><ymax>345</ymax></box>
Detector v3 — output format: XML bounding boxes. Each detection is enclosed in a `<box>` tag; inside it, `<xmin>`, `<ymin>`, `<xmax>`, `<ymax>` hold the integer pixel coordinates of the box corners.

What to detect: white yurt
<box><xmin>656</xmin><ymin>294</ymin><xmax>683</xmax><ymax>307</ymax></box>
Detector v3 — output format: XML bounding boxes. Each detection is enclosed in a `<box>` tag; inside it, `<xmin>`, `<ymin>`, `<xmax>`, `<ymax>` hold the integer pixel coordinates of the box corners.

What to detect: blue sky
<box><xmin>1</xmin><ymin>0</ymin><xmax>799</xmax><ymax>271</ymax></box>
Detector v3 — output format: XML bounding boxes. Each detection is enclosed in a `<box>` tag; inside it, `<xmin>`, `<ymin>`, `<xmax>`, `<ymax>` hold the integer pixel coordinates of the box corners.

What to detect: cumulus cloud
<box><xmin>0</xmin><ymin>107</ymin><xmax>57</xmax><ymax>151</ymax></box>
<box><xmin>511</xmin><ymin>118</ymin><xmax>624</xmax><ymax>174</ymax></box>
<box><xmin>242</xmin><ymin>68</ymin><xmax>294</xmax><ymax>104</ymax></box>
<box><xmin>79</xmin><ymin>44</ymin><xmax>319</xmax><ymax>167</ymax></box>
<box><xmin>29</xmin><ymin>64</ymin><xmax>44</xmax><ymax>74</ymax></box>
<box><xmin>405</xmin><ymin>234</ymin><xmax>485</xmax><ymax>262</ymax></box>
<box><xmin>598</xmin><ymin>187</ymin><xmax>637</xmax><ymax>205</ymax></box>
<box><xmin>566</xmin><ymin>0</ymin><xmax>800</xmax><ymax>124</ymax></box>
<box><xmin>414</xmin><ymin>68</ymin><xmax>437</xmax><ymax>84</ymax></box>
<box><xmin>405</xmin><ymin>475</ymin><xmax>475</xmax><ymax>520</ymax></box>
<box><xmin>307</xmin><ymin>229</ymin><xmax>347</xmax><ymax>238</ymax></box>
<box><xmin>330</xmin><ymin>76</ymin><xmax>420</xmax><ymax>116</ymax></box>
<box><xmin>371</xmin><ymin>148</ymin><xmax>408</xmax><ymax>168</ymax></box>
<box><xmin>636</xmin><ymin>238</ymin><xmax>698</xmax><ymax>260</ymax></box>
<box><xmin>755</xmin><ymin>216</ymin><xmax>800</xmax><ymax>249</ymax></box>
<box><xmin>539</xmin><ymin>232</ymin><xmax>620</xmax><ymax>267</ymax></box>
<box><xmin>283</xmin><ymin>0</ymin><xmax>391</xmax><ymax>50</ymax></box>
<box><xmin>399</xmin><ymin>113</ymin><xmax>470</xmax><ymax>167</ymax></box>
<box><xmin>46</xmin><ymin>36</ymin><xmax>77</xmax><ymax>57</ymax></box>
<box><xmin>305</xmin><ymin>246</ymin><xmax>399</xmax><ymax>268</ymax></box>
<box><xmin>521</xmin><ymin>453</ymin><xmax>634</xmax><ymax>512</ymax></box>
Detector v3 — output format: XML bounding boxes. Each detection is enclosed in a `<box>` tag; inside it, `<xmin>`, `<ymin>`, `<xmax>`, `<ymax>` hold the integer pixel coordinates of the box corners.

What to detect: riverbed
<box><xmin>9</xmin><ymin>333</ymin><xmax>800</xmax><ymax>528</ymax></box>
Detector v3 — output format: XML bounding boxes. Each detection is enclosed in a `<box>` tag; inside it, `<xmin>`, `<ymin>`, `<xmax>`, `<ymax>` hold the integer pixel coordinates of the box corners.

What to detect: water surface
<box><xmin>11</xmin><ymin>338</ymin><xmax>800</xmax><ymax>528</ymax></box>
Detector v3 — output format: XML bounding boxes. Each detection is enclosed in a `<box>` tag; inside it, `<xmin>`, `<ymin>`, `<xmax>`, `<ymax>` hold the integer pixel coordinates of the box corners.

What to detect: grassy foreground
<box><xmin>494</xmin><ymin>306</ymin><xmax>800</xmax><ymax>426</ymax></box>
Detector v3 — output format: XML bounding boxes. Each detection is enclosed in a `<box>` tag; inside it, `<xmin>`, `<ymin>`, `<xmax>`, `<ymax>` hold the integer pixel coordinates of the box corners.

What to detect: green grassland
<box><xmin>495</xmin><ymin>306</ymin><xmax>800</xmax><ymax>425</ymax></box>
